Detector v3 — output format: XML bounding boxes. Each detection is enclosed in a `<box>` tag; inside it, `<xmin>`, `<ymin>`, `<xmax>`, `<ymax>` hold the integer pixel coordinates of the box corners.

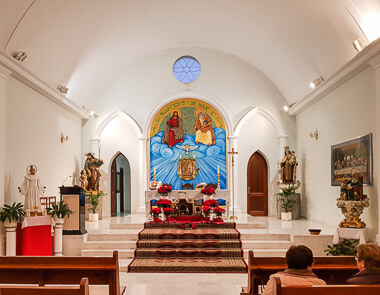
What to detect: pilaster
<box><xmin>137</xmin><ymin>137</ymin><xmax>148</xmax><ymax>214</ymax></box>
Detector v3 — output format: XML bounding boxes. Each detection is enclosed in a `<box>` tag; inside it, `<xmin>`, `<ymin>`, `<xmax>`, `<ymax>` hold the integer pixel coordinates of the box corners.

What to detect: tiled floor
<box><xmin>86</xmin><ymin>214</ymin><xmax>337</xmax><ymax>295</ymax></box>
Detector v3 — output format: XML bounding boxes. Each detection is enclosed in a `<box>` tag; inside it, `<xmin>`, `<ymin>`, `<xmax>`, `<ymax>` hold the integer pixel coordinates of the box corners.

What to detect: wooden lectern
<box><xmin>60</xmin><ymin>186</ymin><xmax>87</xmax><ymax>235</ymax></box>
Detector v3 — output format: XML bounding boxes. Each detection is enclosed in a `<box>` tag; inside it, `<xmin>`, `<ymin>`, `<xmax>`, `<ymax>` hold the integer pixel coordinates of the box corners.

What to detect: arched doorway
<box><xmin>247</xmin><ymin>151</ymin><xmax>268</xmax><ymax>216</ymax></box>
<box><xmin>111</xmin><ymin>153</ymin><xmax>131</xmax><ymax>216</ymax></box>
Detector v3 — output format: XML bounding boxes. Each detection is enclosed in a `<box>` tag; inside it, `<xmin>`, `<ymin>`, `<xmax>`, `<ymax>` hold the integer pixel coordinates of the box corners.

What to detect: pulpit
<box><xmin>60</xmin><ymin>186</ymin><xmax>87</xmax><ymax>235</ymax></box>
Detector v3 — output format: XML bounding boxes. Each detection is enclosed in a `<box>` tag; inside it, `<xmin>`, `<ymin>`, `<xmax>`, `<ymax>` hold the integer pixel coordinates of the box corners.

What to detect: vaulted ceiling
<box><xmin>0</xmin><ymin>0</ymin><xmax>379</xmax><ymax>107</ymax></box>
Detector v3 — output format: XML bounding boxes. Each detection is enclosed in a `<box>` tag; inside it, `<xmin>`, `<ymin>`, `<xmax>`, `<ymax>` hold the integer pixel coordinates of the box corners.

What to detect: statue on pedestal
<box><xmin>278</xmin><ymin>147</ymin><xmax>300</xmax><ymax>190</ymax></box>
<box><xmin>19</xmin><ymin>165</ymin><xmax>44</xmax><ymax>212</ymax></box>
<box><xmin>80</xmin><ymin>152</ymin><xmax>103</xmax><ymax>191</ymax></box>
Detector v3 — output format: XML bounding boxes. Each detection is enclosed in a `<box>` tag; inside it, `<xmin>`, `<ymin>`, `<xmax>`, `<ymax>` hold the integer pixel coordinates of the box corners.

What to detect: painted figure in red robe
<box><xmin>162</xmin><ymin>111</ymin><xmax>185</xmax><ymax>148</ymax></box>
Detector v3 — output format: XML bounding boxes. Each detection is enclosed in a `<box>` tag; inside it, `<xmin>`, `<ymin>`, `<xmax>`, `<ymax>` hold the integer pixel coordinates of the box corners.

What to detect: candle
<box><xmin>217</xmin><ymin>165</ymin><xmax>220</xmax><ymax>174</ymax></box>
<box><xmin>180</xmin><ymin>155</ymin><xmax>182</xmax><ymax>159</ymax></box>
<box><xmin>154</xmin><ymin>167</ymin><xmax>156</xmax><ymax>175</ymax></box>
<box><xmin>193</xmin><ymin>155</ymin><xmax>195</xmax><ymax>159</ymax></box>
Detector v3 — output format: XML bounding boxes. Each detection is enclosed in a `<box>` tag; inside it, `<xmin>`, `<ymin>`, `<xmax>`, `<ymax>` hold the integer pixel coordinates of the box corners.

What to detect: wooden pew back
<box><xmin>247</xmin><ymin>251</ymin><xmax>358</xmax><ymax>295</ymax></box>
<box><xmin>0</xmin><ymin>251</ymin><xmax>120</xmax><ymax>295</ymax></box>
<box><xmin>0</xmin><ymin>277</ymin><xmax>89</xmax><ymax>295</ymax></box>
<box><xmin>275</xmin><ymin>277</ymin><xmax>380</xmax><ymax>295</ymax></box>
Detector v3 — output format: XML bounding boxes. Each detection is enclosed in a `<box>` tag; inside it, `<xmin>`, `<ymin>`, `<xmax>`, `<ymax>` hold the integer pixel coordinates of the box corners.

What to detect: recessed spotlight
<box><xmin>283</xmin><ymin>103</ymin><xmax>296</xmax><ymax>113</ymax></box>
<box><xmin>12</xmin><ymin>51</ymin><xmax>27</xmax><ymax>61</ymax></box>
<box><xmin>283</xmin><ymin>105</ymin><xmax>289</xmax><ymax>112</ymax></box>
<box><xmin>353</xmin><ymin>38</ymin><xmax>366</xmax><ymax>53</ymax></box>
<box><xmin>57</xmin><ymin>85</ymin><xmax>69</xmax><ymax>94</ymax></box>
<box><xmin>310</xmin><ymin>77</ymin><xmax>324</xmax><ymax>89</ymax></box>
<box><xmin>89</xmin><ymin>110</ymin><xmax>95</xmax><ymax>117</ymax></box>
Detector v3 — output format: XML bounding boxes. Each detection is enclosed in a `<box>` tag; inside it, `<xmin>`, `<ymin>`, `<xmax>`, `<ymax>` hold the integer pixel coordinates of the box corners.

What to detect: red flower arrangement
<box><xmin>213</xmin><ymin>207</ymin><xmax>225</xmax><ymax>217</ymax></box>
<box><xmin>157</xmin><ymin>184</ymin><xmax>172</xmax><ymax>196</ymax></box>
<box><xmin>180</xmin><ymin>222</ymin><xmax>196</xmax><ymax>230</ymax></box>
<box><xmin>163</xmin><ymin>207</ymin><xmax>174</xmax><ymax>216</ymax></box>
<box><xmin>150</xmin><ymin>208</ymin><xmax>161</xmax><ymax>217</ymax></box>
<box><xmin>203</xmin><ymin>199</ymin><xmax>219</xmax><ymax>208</ymax></box>
<box><xmin>156</xmin><ymin>199</ymin><xmax>172</xmax><ymax>208</ymax></box>
<box><xmin>201</xmin><ymin>205</ymin><xmax>212</xmax><ymax>216</ymax></box>
<box><xmin>201</xmin><ymin>187</ymin><xmax>216</xmax><ymax>195</ymax></box>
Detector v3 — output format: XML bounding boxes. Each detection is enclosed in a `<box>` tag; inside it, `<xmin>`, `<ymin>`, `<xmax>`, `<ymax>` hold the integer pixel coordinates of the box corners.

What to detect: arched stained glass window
<box><xmin>173</xmin><ymin>56</ymin><xmax>201</xmax><ymax>83</ymax></box>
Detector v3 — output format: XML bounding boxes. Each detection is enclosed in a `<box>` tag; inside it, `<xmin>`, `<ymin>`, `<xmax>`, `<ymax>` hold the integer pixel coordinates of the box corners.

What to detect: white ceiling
<box><xmin>0</xmin><ymin>0</ymin><xmax>378</xmax><ymax>106</ymax></box>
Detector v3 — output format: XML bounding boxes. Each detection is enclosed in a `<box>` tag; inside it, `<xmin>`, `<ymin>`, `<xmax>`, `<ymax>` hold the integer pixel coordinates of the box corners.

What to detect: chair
<box><xmin>48</xmin><ymin>196</ymin><xmax>56</xmax><ymax>207</ymax></box>
<box><xmin>40</xmin><ymin>197</ymin><xmax>48</xmax><ymax>210</ymax></box>
<box><xmin>182</xmin><ymin>183</ymin><xmax>194</xmax><ymax>190</ymax></box>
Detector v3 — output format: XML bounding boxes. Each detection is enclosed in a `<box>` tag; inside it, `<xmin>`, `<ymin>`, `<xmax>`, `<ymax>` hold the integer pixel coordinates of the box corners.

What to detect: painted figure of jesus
<box><xmin>162</xmin><ymin>111</ymin><xmax>185</xmax><ymax>148</ymax></box>
<box><xmin>193</xmin><ymin>110</ymin><xmax>215</xmax><ymax>146</ymax></box>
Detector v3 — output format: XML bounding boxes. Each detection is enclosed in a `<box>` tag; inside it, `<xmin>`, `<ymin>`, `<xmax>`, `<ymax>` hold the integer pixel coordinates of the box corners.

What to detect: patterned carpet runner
<box><xmin>128</xmin><ymin>222</ymin><xmax>247</xmax><ymax>273</ymax></box>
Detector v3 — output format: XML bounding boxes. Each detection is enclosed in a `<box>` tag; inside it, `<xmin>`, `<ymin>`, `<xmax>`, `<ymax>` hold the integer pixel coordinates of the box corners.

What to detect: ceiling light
<box><xmin>283</xmin><ymin>105</ymin><xmax>289</xmax><ymax>112</ymax></box>
<box><xmin>12</xmin><ymin>51</ymin><xmax>27</xmax><ymax>61</ymax></box>
<box><xmin>89</xmin><ymin>110</ymin><xmax>95</xmax><ymax>117</ymax></box>
<box><xmin>353</xmin><ymin>38</ymin><xmax>366</xmax><ymax>53</ymax></box>
<box><xmin>57</xmin><ymin>85</ymin><xmax>69</xmax><ymax>94</ymax></box>
<box><xmin>310</xmin><ymin>77</ymin><xmax>324</xmax><ymax>89</ymax></box>
<box><xmin>283</xmin><ymin>102</ymin><xmax>296</xmax><ymax>112</ymax></box>
<box><xmin>82</xmin><ymin>106</ymin><xmax>97</xmax><ymax>118</ymax></box>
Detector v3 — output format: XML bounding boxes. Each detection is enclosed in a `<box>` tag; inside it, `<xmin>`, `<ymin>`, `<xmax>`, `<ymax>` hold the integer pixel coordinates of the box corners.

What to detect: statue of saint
<box><xmin>84</xmin><ymin>153</ymin><xmax>104</xmax><ymax>191</ymax></box>
<box><xmin>162</xmin><ymin>111</ymin><xmax>185</xmax><ymax>148</ymax></box>
<box><xmin>280</xmin><ymin>148</ymin><xmax>298</xmax><ymax>184</ymax></box>
<box><xmin>193</xmin><ymin>110</ymin><xmax>215</xmax><ymax>146</ymax></box>
<box><xmin>19</xmin><ymin>165</ymin><xmax>44</xmax><ymax>211</ymax></box>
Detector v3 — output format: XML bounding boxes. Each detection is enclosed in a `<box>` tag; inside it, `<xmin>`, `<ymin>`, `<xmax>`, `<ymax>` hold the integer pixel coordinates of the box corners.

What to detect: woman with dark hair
<box><xmin>347</xmin><ymin>243</ymin><xmax>380</xmax><ymax>285</ymax></box>
<box><xmin>261</xmin><ymin>245</ymin><xmax>326</xmax><ymax>295</ymax></box>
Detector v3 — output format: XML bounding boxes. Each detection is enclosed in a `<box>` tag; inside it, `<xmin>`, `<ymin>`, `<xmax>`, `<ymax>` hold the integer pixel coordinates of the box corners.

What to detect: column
<box><xmin>370</xmin><ymin>54</ymin><xmax>380</xmax><ymax>244</ymax></box>
<box><xmin>54</xmin><ymin>218</ymin><xmax>64</xmax><ymax>256</ymax></box>
<box><xmin>5</xmin><ymin>222</ymin><xmax>16</xmax><ymax>256</ymax></box>
<box><xmin>0</xmin><ymin>66</ymin><xmax>10</xmax><ymax>207</ymax></box>
<box><xmin>137</xmin><ymin>137</ymin><xmax>148</xmax><ymax>214</ymax></box>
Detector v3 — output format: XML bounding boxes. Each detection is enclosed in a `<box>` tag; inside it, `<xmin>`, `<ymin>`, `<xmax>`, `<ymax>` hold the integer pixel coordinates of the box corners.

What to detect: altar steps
<box><xmin>109</xmin><ymin>222</ymin><xmax>267</xmax><ymax>230</ymax></box>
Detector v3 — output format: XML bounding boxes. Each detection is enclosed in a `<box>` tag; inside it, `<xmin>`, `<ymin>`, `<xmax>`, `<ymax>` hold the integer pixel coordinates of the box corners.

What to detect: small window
<box><xmin>173</xmin><ymin>56</ymin><xmax>201</xmax><ymax>83</ymax></box>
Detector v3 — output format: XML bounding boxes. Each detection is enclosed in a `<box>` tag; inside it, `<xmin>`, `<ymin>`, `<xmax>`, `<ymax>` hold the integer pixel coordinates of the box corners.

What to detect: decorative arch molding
<box><xmin>93</xmin><ymin>110</ymin><xmax>143</xmax><ymax>139</ymax></box>
<box><xmin>143</xmin><ymin>91</ymin><xmax>234</xmax><ymax>138</ymax></box>
<box><xmin>234</xmin><ymin>107</ymin><xmax>287</xmax><ymax>137</ymax></box>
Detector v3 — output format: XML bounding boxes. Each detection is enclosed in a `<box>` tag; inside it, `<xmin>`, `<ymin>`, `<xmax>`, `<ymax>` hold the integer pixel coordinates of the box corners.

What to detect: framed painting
<box><xmin>331</xmin><ymin>133</ymin><xmax>373</xmax><ymax>186</ymax></box>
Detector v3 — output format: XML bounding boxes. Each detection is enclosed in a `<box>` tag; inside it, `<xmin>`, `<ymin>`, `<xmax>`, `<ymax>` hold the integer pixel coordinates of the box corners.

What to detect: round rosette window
<box><xmin>173</xmin><ymin>56</ymin><xmax>201</xmax><ymax>83</ymax></box>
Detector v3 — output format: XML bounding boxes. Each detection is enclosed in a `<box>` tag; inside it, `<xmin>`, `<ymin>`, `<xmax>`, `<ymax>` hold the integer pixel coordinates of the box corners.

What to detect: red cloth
<box><xmin>16</xmin><ymin>223</ymin><xmax>52</xmax><ymax>256</ymax></box>
<box><xmin>166</xmin><ymin>117</ymin><xmax>183</xmax><ymax>147</ymax></box>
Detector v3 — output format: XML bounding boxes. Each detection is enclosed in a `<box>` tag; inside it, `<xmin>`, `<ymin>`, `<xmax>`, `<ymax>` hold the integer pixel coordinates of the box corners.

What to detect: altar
<box><xmin>145</xmin><ymin>190</ymin><xmax>230</xmax><ymax>217</ymax></box>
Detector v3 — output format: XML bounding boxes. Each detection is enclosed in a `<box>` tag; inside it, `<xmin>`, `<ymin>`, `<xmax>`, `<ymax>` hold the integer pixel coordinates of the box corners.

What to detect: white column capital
<box><xmin>138</xmin><ymin>136</ymin><xmax>148</xmax><ymax>141</ymax></box>
<box><xmin>278</xmin><ymin>135</ymin><xmax>289</xmax><ymax>139</ymax></box>
<box><xmin>90</xmin><ymin>137</ymin><xmax>100</xmax><ymax>143</ymax></box>
<box><xmin>0</xmin><ymin>65</ymin><xmax>11</xmax><ymax>80</ymax></box>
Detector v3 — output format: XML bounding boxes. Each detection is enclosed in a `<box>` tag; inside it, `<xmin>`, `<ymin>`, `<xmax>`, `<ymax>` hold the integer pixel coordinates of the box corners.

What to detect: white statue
<box><xmin>19</xmin><ymin>165</ymin><xmax>44</xmax><ymax>212</ymax></box>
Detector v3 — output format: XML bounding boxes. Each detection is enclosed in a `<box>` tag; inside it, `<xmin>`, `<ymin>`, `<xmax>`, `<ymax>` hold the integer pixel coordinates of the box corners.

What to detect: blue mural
<box><xmin>150</xmin><ymin>128</ymin><xmax>227</xmax><ymax>190</ymax></box>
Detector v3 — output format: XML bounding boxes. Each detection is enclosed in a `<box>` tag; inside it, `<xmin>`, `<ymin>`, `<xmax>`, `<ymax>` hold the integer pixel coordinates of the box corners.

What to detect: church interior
<box><xmin>0</xmin><ymin>1</ymin><xmax>380</xmax><ymax>294</ymax></box>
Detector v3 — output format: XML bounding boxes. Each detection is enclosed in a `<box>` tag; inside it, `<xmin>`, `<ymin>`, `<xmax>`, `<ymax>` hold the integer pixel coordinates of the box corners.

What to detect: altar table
<box><xmin>145</xmin><ymin>189</ymin><xmax>230</xmax><ymax>217</ymax></box>
<box><xmin>16</xmin><ymin>216</ymin><xmax>54</xmax><ymax>256</ymax></box>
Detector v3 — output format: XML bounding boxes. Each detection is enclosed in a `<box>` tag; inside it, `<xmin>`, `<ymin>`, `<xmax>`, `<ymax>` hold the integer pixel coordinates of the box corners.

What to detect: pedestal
<box><xmin>60</xmin><ymin>186</ymin><xmax>87</xmax><ymax>235</ymax></box>
<box><xmin>333</xmin><ymin>227</ymin><xmax>368</xmax><ymax>244</ymax></box>
<box><xmin>5</xmin><ymin>223</ymin><xmax>16</xmax><ymax>256</ymax></box>
<box><xmin>277</xmin><ymin>193</ymin><xmax>301</xmax><ymax>219</ymax></box>
<box><xmin>54</xmin><ymin>218</ymin><xmax>64</xmax><ymax>256</ymax></box>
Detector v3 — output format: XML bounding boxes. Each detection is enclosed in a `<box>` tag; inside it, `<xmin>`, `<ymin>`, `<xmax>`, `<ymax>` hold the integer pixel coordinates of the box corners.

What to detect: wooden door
<box><xmin>111</xmin><ymin>160</ymin><xmax>116</xmax><ymax>217</ymax></box>
<box><xmin>247</xmin><ymin>152</ymin><xmax>268</xmax><ymax>216</ymax></box>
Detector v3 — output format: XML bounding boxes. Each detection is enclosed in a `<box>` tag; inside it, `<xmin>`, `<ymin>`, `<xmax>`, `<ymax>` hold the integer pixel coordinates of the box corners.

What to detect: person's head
<box><xmin>286</xmin><ymin>245</ymin><xmax>314</xmax><ymax>270</ymax></box>
<box><xmin>356</xmin><ymin>243</ymin><xmax>380</xmax><ymax>271</ymax></box>
<box><xmin>86</xmin><ymin>153</ymin><xmax>95</xmax><ymax>160</ymax></box>
<box><xmin>173</xmin><ymin>111</ymin><xmax>178</xmax><ymax>118</ymax></box>
<box><xmin>29</xmin><ymin>165</ymin><xmax>37</xmax><ymax>175</ymax></box>
<box><xmin>196</xmin><ymin>110</ymin><xmax>203</xmax><ymax>118</ymax></box>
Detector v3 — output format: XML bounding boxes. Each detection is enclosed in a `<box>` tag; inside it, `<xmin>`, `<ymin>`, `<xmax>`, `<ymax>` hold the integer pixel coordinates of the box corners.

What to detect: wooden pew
<box><xmin>0</xmin><ymin>251</ymin><xmax>120</xmax><ymax>295</ymax></box>
<box><xmin>244</xmin><ymin>250</ymin><xmax>358</xmax><ymax>295</ymax></box>
<box><xmin>0</xmin><ymin>277</ymin><xmax>89</xmax><ymax>295</ymax></box>
<box><xmin>275</xmin><ymin>277</ymin><xmax>380</xmax><ymax>295</ymax></box>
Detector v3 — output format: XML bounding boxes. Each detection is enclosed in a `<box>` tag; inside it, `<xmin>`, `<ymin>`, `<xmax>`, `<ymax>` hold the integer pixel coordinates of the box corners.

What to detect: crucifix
<box><xmin>228</xmin><ymin>148</ymin><xmax>238</xmax><ymax>220</ymax></box>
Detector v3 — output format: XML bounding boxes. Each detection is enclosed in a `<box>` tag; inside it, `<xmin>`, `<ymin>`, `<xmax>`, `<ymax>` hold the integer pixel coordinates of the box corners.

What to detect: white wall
<box><xmin>97</xmin><ymin>116</ymin><xmax>141</xmax><ymax>216</ymax></box>
<box><xmin>82</xmin><ymin>47</ymin><xmax>295</xmax><ymax>215</ymax></box>
<box><xmin>4</xmin><ymin>76</ymin><xmax>82</xmax><ymax>206</ymax></box>
<box><xmin>296</xmin><ymin>66</ymin><xmax>378</xmax><ymax>240</ymax></box>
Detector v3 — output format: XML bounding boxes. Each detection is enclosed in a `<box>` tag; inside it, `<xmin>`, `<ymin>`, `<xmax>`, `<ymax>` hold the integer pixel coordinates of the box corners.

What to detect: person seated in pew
<box><xmin>261</xmin><ymin>245</ymin><xmax>326</xmax><ymax>295</ymax></box>
<box><xmin>347</xmin><ymin>243</ymin><xmax>380</xmax><ymax>285</ymax></box>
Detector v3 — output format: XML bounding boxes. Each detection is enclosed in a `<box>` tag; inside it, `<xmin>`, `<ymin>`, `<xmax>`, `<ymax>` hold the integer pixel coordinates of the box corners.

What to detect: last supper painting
<box><xmin>149</xmin><ymin>98</ymin><xmax>227</xmax><ymax>190</ymax></box>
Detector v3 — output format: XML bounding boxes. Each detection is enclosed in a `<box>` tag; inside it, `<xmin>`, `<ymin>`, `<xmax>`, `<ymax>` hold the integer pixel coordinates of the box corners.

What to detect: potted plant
<box><xmin>324</xmin><ymin>239</ymin><xmax>358</xmax><ymax>256</ymax></box>
<box><xmin>277</xmin><ymin>185</ymin><xmax>296</xmax><ymax>221</ymax></box>
<box><xmin>47</xmin><ymin>201</ymin><xmax>74</xmax><ymax>223</ymax></box>
<box><xmin>0</xmin><ymin>202</ymin><xmax>26</xmax><ymax>227</ymax></box>
<box><xmin>213</xmin><ymin>207</ymin><xmax>225</xmax><ymax>223</ymax></box>
<box><xmin>201</xmin><ymin>187</ymin><xmax>216</xmax><ymax>196</ymax></box>
<box><xmin>157</xmin><ymin>184</ymin><xmax>172</xmax><ymax>196</ymax></box>
<box><xmin>201</xmin><ymin>205</ymin><xmax>212</xmax><ymax>221</ymax></box>
<box><xmin>163</xmin><ymin>207</ymin><xmax>174</xmax><ymax>221</ymax></box>
<box><xmin>150</xmin><ymin>208</ymin><xmax>162</xmax><ymax>223</ymax></box>
<box><xmin>180</xmin><ymin>222</ymin><xmax>196</xmax><ymax>230</ymax></box>
<box><xmin>86</xmin><ymin>191</ymin><xmax>106</xmax><ymax>222</ymax></box>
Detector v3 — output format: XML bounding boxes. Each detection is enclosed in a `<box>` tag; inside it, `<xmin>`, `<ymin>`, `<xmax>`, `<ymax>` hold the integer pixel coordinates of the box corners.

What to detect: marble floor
<box><xmin>86</xmin><ymin>214</ymin><xmax>337</xmax><ymax>295</ymax></box>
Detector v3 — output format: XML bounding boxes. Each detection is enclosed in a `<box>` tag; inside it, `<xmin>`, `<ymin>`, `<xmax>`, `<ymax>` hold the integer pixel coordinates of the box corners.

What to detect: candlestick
<box><xmin>228</xmin><ymin>148</ymin><xmax>238</xmax><ymax>220</ymax></box>
<box><xmin>217</xmin><ymin>173</ymin><xmax>220</xmax><ymax>190</ymax></box>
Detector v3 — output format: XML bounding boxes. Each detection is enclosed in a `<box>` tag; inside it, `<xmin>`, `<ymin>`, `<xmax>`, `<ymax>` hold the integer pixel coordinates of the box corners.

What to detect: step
<box><xmin>119</xmin><ymin>259</ymin><xmax>133</xmax><ymax>272</ymax></box>
<box><xmin>110</xmin><ymin>223</ymin><xmax>144</xmax><ymax>230</ymax></box>
<box><xmin>239</xmin><ymin>232</ymin><xmax>291</xmax><ymax>241</ymax></box>
<box><xmin>87</xmin><ymin>232</ymin><xmax>140</xmax><ymax>241</ymax></box>
<box><xmin>110</xmin><ymin>222</ymin><xmax>267</xmax><ymax>230</ymax></box>
<box><xmin>235</xmin><ymin>223</ymin><xmax>267</xmax><ymax>229</ymax></box>
<box><xmin>242</xmin><ymin>240</ymin><xmax>292</xmax><ymax>249</ymax></box>
<box><xmin>246</xmin><ymin>249</ymin><xmax>287</xmax><ymax>257</ymax></box>
<box><xmin>84</xmin><ymin>241</ymin><xmax>137</xmax><ymax>249</ymax></box>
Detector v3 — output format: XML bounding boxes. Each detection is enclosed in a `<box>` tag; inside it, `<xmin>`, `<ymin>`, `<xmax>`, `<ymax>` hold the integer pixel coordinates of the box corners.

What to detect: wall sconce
<box><xmin>82</xmin><ymin>106</ymin><xmax>97</xmax><ymax>118</ymax></box>
<box><xmin>309</xmin><ymin>77</ymin><xmax>324</xmax><ymax>89</ymax></box>
<box><xmin>353</xmin><ymin>38</ymin><xmax>366</xmax><ymax>53</ymax></box>
<box><xmin>12</xmin><ymin>51</ymin><xmax>27</xmax><ymax>61</ymax></box>
<box><xmin>57</xmin><ymin>85</ymin><xmax>69</xmax><ymax>94</ymax></box>
<box><xmin>310</xmin><ymin>129</ymin><xmax>318</xmax><ymax>140</ymax></box>
<box><xmin>61</xmin><ymin>133</ymin><xmax>68</xmax><ymax>143</ymax></box>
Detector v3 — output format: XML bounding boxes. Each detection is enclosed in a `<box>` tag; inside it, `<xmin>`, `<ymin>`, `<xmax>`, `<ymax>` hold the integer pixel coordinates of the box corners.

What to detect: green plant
<box><xmin>87</xmin><ymin>191</ymin><xmax>107</xmax><ymax>214</ymax></box>
<box><xmin>0</xmin><ymin>202</ymin><xmax>26</xmax><ymax>223</ymax></box>
<box><xmin>47</xmin><ymin>201</ymin><xmax>74</xmax><ymax>219</ymax></box>
<box><xmin>277</xmin><ymin>185</ymin><xmax>296</xmax><ymax>213</ymax></box>
<box><xmin>324</xmin><ymin>239</ymin><xmax>358</xmax><ymax>256</ymax></box>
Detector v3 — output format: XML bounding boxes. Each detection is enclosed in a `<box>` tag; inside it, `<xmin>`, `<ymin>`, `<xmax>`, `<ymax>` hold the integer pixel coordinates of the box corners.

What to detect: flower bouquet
<box><xmin>201</xmin><ymin>187</ymin><xmax>216</xmax><ymax>196</ymax></box>
<box><xmin>180</xmin><ymin>222</ymin><xmax>196</xmax><ymax>230</ymax></box>
<box><xmin>157</xmin><ymin>184</ymin><xmax>172</xmax><ymax>196</ymax></box>
<box><xmin>150</xmin><ymin>208</ymin><xmax>161</xmax><ymax>223</ymax></box>
<box><xmin>213</xmin><ymin>207</ymin><xmax>225</xmax><ymax>222</ymax></box>
<box><xmin>202</xmin><ymin>205</ymin><xmax>212</xmax><ymax>221</ymax></box>
<box><xmin>163</xmin><ymin>207</ymin><xmax>174</xmax><ymax>221</ymax></box>
<box><xmin>203</xmin><ymin>199</ymin><xmax>219</xmax><ymax>208</ymax></box>
<box><xmin>156</xmin><ymin>199</ymin><xmax>172</xmax><ymax>209</ymax></box>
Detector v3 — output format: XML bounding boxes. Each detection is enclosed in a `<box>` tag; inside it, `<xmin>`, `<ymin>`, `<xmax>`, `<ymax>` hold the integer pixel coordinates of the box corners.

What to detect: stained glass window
<box><xmin>173</xmin><ymin>56</ymin><xmax>201</xmax><ymax>83</ymax></box>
